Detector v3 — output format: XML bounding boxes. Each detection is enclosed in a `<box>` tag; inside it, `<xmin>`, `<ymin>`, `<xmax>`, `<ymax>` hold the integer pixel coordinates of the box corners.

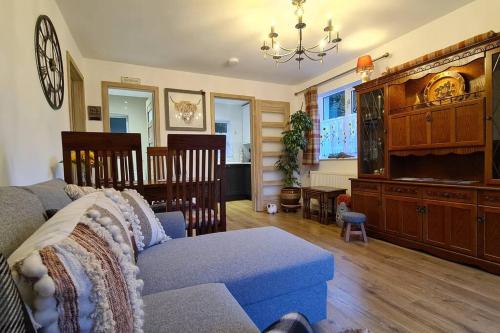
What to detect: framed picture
<box><xmin>165</xmin><ymin>88</ymin><xmax>206</xmax><ymax>131</ymax></box>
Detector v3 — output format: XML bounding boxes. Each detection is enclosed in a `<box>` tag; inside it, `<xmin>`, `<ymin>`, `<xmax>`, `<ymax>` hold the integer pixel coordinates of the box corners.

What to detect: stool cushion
<box><xmin>342</xmin><ymin>212</ymin><xmax>366</xmax><ymax>223</ymax></box>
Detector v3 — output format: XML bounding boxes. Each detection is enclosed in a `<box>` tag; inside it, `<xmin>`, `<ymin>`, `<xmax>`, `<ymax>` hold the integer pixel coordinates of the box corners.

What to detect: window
<box><xmin>323</xmin><ymin>90</ymin><xmax>345</xmax><ymax>119</ymax></box>
<box><xmin>319</xmin><ymin>81</ymin><xmax>360</xmax><ymax>159</ymax></box>
<box><xmin>214</xmin><ymin>121</ymin><xmax>233</xmax><ymax>158</ymax></box>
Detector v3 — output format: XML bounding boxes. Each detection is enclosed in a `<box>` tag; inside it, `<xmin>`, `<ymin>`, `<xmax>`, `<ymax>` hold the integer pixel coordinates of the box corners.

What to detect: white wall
<box><xmin>83</xmin><ymin>58</ymin><xmax>292</xmax><ymax>144</ymax></box>
<box><xmin>109</xmin><ymin>95</ymin><xmax>149</xmax><ymax>178</ymax></box>
<box><xmin>292</xmin><ymin>0</ymin><xmax>500</xmax><ymax>185</ymax></box>
<box><xmin>0</xmin><ymin>0</ymin><xmax>85</xmax><ymax>185</ymax></box>
<box><xmin>214</xmin><ymin>103</ymin><xmax>251</xmax><ymax>163</ymax></box>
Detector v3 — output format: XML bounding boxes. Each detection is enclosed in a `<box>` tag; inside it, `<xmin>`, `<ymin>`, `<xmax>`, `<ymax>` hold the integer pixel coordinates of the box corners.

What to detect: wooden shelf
<box><xmin>262</xmin><ymin>136</ymin><xmax>281</xmax><ymax>142</ymax></box>
<box><xmin>262</xmin><ymin>152</ymin><xmax>281</xmax><ymax>157</ymax></box>
<box><xmin>262</xmin><ymin>122</ymin><xmax>285</xmax><ymax>128</ymax></box>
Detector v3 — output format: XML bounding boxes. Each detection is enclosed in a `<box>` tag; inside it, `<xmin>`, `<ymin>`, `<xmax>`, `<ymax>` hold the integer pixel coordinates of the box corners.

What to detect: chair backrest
<box><xmin>61</xmin><ymin>131</ymin><xmax>144</xmax><ymax>193</ymax></box>
<box><xmin>147</xmin><ymin>147</ymin><xmax>168</xmax><ymax>184</ymax></box>
<box><xmin>166</xmin><ymin>134</ymin><xmax>226</xmax><ymax>236</ymax></box>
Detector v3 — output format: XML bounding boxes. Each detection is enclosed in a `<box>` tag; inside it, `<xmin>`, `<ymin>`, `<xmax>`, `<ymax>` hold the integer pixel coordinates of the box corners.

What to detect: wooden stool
<box><xmin>341</xmin><ymin>212</ymin><xmax>368</xmax><ymax>243</ymax></box>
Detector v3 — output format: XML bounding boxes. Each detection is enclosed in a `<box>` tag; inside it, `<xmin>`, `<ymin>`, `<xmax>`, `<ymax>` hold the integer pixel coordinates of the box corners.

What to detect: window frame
<box><xmin>318</xmin><ymin>80</ymin><xmax>361</xmax><ymax>160</ymax></box>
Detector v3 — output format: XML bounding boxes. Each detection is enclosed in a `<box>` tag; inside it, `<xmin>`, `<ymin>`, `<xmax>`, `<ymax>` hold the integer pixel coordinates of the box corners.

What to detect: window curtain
<box><xmin>303</xmin><ymin>87</ymin><xmax>320</xmax><ymax>166</ymax></box>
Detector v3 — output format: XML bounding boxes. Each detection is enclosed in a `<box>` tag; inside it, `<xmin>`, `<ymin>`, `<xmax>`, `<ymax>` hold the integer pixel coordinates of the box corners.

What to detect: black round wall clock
<box><xmin>34</xmin><ymin>15</ymin><xmax>64</xmax><ymax>110</ymax></box>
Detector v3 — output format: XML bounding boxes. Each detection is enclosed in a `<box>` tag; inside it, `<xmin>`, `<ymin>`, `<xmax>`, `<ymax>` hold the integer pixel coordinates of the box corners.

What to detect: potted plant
<box><xmin>275</xmin><ymin>109</ymin><xmax>313</xmax><ymax>208</ymax></box>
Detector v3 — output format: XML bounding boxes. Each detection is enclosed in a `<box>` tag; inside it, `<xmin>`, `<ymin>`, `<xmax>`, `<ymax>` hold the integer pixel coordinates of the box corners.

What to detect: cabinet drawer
<box><xmin>422</xmin><ymin>187</ymin><xmax>475</xmax><ymax>203</ymax></box>
<box><xmin>351</xmin><ymin>181</ymin><xmax>381</xmax><ymax>193</ymax></box>
<box><xmin>478</xmin><ymin>190</ymin><xmax>500</xmax><ymax>207</ymax></box>
<box><xmin>383</xmin><ymin>184</ymin><xmax>420</xmax><ymax>197</ymax></box>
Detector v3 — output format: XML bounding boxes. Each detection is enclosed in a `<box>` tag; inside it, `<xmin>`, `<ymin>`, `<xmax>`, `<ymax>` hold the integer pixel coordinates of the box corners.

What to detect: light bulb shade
<box><xmin>295</xmin><ymin>6</ymin><xmax>304</xmax><ymax>17</ymax></box>
<box><xmin>356</xmin><ymin>55</ymin><xmax>374</xmax><ymax>73</ymax></box>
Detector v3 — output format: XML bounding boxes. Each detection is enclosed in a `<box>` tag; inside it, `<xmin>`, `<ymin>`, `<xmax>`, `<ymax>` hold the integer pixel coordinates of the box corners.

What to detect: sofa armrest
<box><xmin>155</xmin><ymin>211</ymin><xmax>186</xmax><ymax>239</ymax></box>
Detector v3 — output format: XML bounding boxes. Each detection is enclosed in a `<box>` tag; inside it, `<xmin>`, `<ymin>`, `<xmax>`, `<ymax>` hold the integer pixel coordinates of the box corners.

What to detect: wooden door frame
<box><xmin>101</xmin><ymin>81</ymin><xmax>161</xmax><ymax>145</ymax></box>
<box><xmin>210</xmin><ymin>92</ymin><xmax>258</xmax><ymax>210</ymax></box>
<box><xmin>66</xmin><ymin>51</ymin><xmax>86</xmax><ymax>131</ymax></box>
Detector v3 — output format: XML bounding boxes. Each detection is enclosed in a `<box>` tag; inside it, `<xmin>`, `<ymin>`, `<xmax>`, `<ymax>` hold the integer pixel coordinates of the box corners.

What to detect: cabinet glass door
<box><xmin>487</xmin><ymin>48</ymin><xmax>500</xmax><ymax>183</ymax></box>
<box><xmin>359</xmin><ymin>87</ymin><xmax>385</xmax><ymax>176</ymax></box>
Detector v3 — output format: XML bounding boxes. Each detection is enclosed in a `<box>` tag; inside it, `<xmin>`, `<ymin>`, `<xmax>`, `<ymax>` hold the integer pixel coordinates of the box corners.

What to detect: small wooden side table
<box><xmin>302</xmin><ymin>186</ymin><xmax>347</xmax><ymax>224</ymax></box>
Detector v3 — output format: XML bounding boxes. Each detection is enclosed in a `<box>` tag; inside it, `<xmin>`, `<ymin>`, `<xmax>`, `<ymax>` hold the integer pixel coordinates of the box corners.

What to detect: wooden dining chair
<box><xmin>61</xmin><ymin>131</ymin><xmax>144</xmax><ymax>194</ymax></box>
<box><xmin>166</xmin><ymin>134</ymin><xmax>226</xmax><ymax>237</ymax></box>
<box><xmin>147</xmin><ymin>147</ymin><xmax>168</xmax><ymax>184</ymax></box>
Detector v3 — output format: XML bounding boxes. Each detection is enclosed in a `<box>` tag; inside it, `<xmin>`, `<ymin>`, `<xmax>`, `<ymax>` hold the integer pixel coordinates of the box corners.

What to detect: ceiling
<box><xmin>56</xmin><ymin>0</ymin><xmax>473</xmax><ymax>85</ymax></box>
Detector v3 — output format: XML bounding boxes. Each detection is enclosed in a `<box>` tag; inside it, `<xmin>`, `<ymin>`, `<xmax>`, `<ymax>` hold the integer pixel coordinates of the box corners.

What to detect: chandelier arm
<box><xmin>275</xmin><ymin>51</ymin><xmax>299</xmax><ymax>64</ymax></box>
<box><xmin>302</xmin><ymin>50</ymin><xmax>323</xmax><ymax>62</ymax></box>
<box><xmin>303</xmin><ymin>36</ymin><xmax>329</xmax><ymax>52</ymax></box>
<box><xmin>264</xmin><ymin>49</ymin><xmax>297</xmax><ymax>58</ymax></box>
<box><xmin>279</xmin><ymin>46</ymin><xmax>296</xmax><ymax>52</ymax></box>
<box><xmin>305</xmin><ymin>43</ymin><xmax>338</xmax><ymax>54</ymax></box>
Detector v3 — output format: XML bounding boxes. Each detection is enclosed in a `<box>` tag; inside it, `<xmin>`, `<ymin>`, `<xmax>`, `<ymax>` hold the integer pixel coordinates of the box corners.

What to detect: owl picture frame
<box><xmin>164</xmin><ymin>88</ymin><xmax>206</xmax><ymax>131</ymax></box>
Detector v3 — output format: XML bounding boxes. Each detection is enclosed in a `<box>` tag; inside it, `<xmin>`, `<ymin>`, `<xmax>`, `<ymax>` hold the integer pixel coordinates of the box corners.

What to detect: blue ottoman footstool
<box><xmin>341</xmin><ymin>212</ymin><xmax>368</xmax><ymax>243</ymax></box>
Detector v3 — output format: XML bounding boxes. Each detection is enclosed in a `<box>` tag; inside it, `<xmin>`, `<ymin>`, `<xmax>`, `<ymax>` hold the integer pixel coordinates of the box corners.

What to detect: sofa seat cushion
<box><xmin>138</xmin><ymin>227</ymin><xmax>334</xmax><ymax>306</ymax></box>
<box><xmin>143</xmin><ymin>283</ymin><xmax>259</xmax><ymax>333</ymax></box>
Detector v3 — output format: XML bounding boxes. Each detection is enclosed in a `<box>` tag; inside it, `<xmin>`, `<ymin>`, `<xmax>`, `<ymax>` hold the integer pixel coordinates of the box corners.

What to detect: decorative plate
<box><xmin>423</xmin><ymin>71</ymin><xmax>465</xmax><ymax>105</ymax></box>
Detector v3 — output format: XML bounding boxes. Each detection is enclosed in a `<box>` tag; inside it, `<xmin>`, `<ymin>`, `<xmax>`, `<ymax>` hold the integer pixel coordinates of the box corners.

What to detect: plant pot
<box><xmin>280</xmin><ymin>187</ymin><xmax>301</xmax><ymax>206</ymax></box>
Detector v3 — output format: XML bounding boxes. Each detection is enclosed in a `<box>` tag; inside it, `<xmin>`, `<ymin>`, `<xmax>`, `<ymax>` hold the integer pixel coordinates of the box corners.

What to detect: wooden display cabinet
<box><xmin>351</xmin><ymin>180</ymin><xmax>382</xmax><ymax>231</ymax></box>
<box><xmin>422</xmin><ymin>200</ymin><xmax>477</xmax><ymax>257</ymax></box>
<box><xmin>351</xmin><ymin>33</ymin><xmax>500</xmax><ymax>275</ymax></box>
<box><xmin>389</xmin><ymin>98</ymin><xmax>485</xmax><ymax>150</ymax></box>
<box><xmin>383</xmin><ymin>195</ymin><xmax>422</xmax><ymax>241</ymax></box>
<box><xmin>478</xmin><ymin>205</ymin><xmax>500</xmax><ymax>264</ymax></box>
<box><xmin>485</xmin><ymin>47</ymin><xmax>500</xmax><ymax>185</ymax></box>
<box><xmin>357</xmin><ymin>86</ymin><xmax>388</xmax><ymax>178</ymax></box>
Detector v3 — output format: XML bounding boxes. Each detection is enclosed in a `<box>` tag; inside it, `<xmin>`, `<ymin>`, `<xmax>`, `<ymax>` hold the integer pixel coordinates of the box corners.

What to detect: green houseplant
<box><xmin>275</xmin><ymin>109</ymin><xmax>313</xmax><ymax>208</ymax></box>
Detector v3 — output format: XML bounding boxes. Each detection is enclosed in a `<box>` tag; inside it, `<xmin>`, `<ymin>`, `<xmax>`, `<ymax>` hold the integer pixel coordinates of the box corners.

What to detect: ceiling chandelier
<box><xmin>260</xmin><ymin>0</ymin><xmax>341</xmax><ymax>68</ymax></box>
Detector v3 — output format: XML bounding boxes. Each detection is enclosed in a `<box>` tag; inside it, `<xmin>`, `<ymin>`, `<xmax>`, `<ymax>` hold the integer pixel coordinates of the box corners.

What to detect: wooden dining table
<box><xmin>143</xmin><ymin>181</ymin><xmax>220</xmax><ymax>204</ymax></box>
<box><xmin>144</xmin><ymin>181</ymin><xmax>167</xmax><ymax>203</ymax></box>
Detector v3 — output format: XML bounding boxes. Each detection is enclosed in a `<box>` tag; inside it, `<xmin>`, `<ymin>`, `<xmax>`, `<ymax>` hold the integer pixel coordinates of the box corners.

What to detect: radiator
<box><xmin>310</xmin><ymin>171</ymin><xmax>356</xmax><ymax>194</ymax></box>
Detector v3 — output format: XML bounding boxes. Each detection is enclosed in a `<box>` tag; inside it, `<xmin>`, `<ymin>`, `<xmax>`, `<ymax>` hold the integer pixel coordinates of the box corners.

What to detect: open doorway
<box><xmin>102</xmin><ymin>82</ymin><xmax>160</xmax><ymax>181</ymax></box>
<box><xmin>66</xmin><ymin>51</ymin><xmax>86</xmax><ymax>131</ymax></box>
<box><xmin>211</xmin><ymin>93</ymin><xmax>255</xmax><ymax>205</ymax></box>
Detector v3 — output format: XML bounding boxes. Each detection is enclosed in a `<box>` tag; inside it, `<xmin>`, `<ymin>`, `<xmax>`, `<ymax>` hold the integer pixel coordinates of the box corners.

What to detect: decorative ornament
<box><xmin>169</xmin><ymin>96</ymin><xmax>201</xmax><ymax>124</ymax></box>
<box><xmin>34</xmin><ymin>15</ymin><xmax>64</xmax><ymax>110</ymax></box>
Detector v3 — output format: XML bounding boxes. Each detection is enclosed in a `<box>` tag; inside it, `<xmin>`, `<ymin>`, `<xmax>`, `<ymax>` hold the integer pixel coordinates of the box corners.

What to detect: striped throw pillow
<box><xmin>121</xmin><ymin>189</ymin><xmax>169</xmax><ymax>248</ymax></box>
<box><xmin>0</xmin><ymin>253</ymin><xmax>33</xmax><ymax>333</ymax></box>
<box><xmin>8</xmin><ymin>192</ymin><xmax>145</xmax><ymax>332</ymax></box>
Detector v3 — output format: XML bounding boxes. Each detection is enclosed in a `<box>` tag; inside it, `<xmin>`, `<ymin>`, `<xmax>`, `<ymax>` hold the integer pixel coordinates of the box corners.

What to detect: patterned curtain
<box><xmin>303</xmin><ymin>87</ymin><xmax>320</xmax><ymax>166</ymax></box>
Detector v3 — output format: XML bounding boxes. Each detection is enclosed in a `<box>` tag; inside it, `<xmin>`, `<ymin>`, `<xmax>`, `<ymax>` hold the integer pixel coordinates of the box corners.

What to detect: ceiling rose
<box><xmin>260</xmin><ymin>0</ymin><xmax>341</xmax><ymax>69</ymax></box>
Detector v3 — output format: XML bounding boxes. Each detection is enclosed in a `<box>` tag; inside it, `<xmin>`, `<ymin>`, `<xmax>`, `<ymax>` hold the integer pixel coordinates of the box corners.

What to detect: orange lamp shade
<box><xmin>356</xmin><ymin>55</ymin><xmax>374</xmax><ymax>73</ymax></box>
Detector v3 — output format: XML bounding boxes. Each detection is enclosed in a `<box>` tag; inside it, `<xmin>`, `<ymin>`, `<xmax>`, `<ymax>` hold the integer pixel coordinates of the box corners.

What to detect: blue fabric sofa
<box><xmin>0</xmin><ymin>180</ymin><xmax>334</xmax><ymax>332</ymax></box>
<box><xmin>141</xmin><ymin>221</ymin><xmax>334</xmax><ymax>330</ymax></box>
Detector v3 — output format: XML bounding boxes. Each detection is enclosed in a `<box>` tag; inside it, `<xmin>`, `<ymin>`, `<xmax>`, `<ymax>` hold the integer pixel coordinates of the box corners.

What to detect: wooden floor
<box><xmin>226</xmin><ymin>200</ymin><xmax>500</xmax><ymax>333</ymax></box>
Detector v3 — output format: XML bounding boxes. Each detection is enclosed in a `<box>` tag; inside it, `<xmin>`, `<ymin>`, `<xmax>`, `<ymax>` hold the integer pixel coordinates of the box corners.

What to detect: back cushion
<box><xmin>0</xmin><ymin>187</ymin><xmax>46</xmax><ymax>257</ymax></box>
<box><xmin>8</xmin><ymin>191</ymin><xmax>145</xmax><ymax>332</ymax></box>
<box><xmin>22</xmin><ymin>179</ymin><xmax>72</xmax><ymax>211</ymax></box>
